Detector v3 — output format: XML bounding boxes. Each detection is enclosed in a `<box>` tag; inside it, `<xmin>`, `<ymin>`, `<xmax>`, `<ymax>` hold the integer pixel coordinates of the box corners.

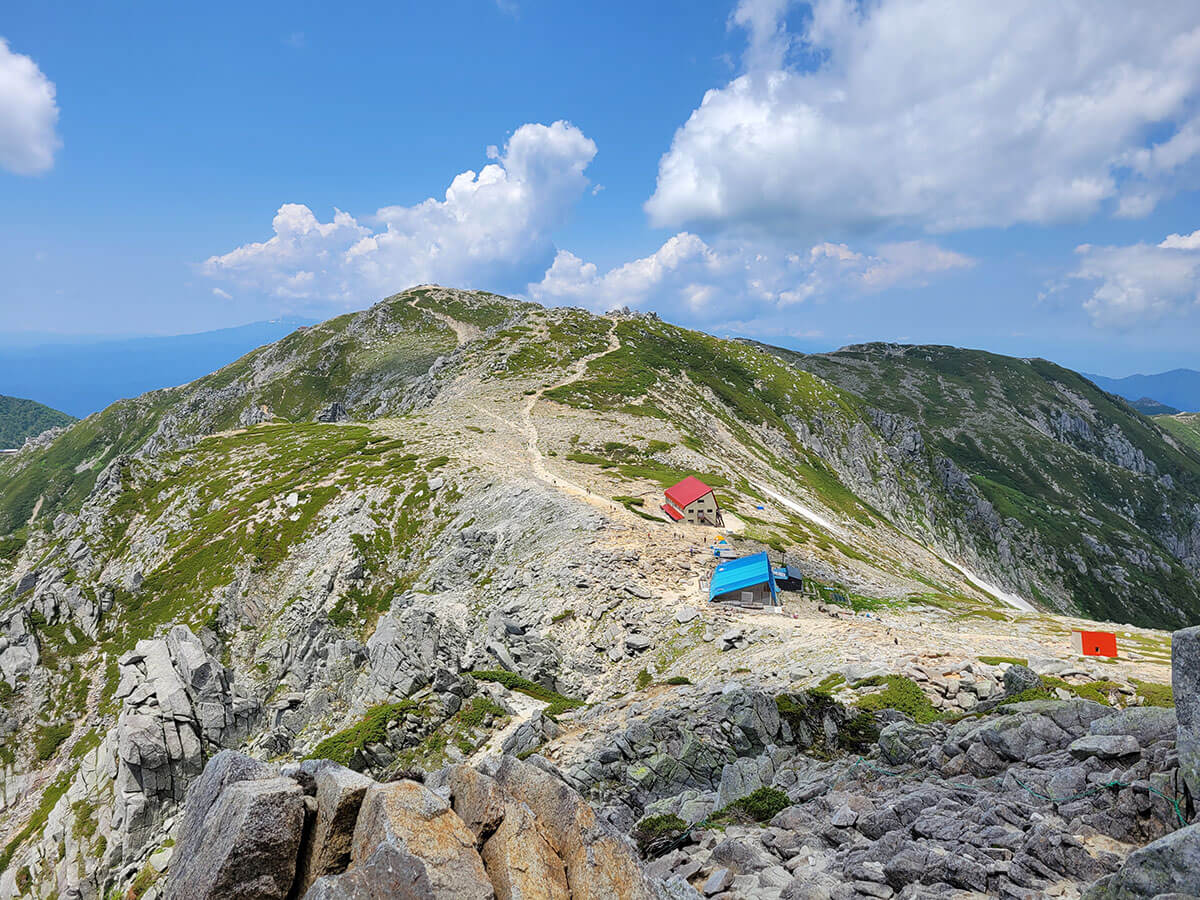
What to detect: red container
<box><xmin>1071</xmin><ymin>630</ymin><xmax>1118</xmax><ymax>657</ymax></box>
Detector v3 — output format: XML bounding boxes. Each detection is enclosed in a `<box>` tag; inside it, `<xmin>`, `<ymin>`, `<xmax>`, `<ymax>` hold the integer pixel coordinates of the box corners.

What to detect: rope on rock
<box><xmin>848</xmin><ymin>755</ymin><xmax>1188</xmax><ymax>829</ymax></box>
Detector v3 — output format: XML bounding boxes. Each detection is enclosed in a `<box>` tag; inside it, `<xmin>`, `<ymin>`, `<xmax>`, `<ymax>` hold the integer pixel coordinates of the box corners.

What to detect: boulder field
<box><xmin>144</xmin><ymin>625</ymin><xmax>1200</xmax><ymax>899</ymax></box>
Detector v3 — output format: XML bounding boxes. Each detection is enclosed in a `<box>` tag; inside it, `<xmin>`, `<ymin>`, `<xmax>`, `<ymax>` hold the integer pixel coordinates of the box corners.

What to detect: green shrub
<box><xmin>71</xmin><ymin>799</ymin><xmax>97</xmax><ymax>842</ymax></box>
<box><xmin>713</xmin><ymin>786</ymin><xmax>791</xmax><ymax>824</ymax></box>
<box><xmin>632</xmin><ymin>813</ymin><xmax>687</xmax><ymax>856</ymax></box>
<box><xmin>469</xmin><ymin>670</ymin><xmax>584</xmax><ymax>717</ymax></box>
<box><xmin>978</xmin><ymin>656</ymin><xmax>1028</xmax><ymax>667</ymax></box>
<box><xmin>0</xmin><ymin>533</ymin><xmax>26</xmax><ymax>565</ymax></box>
<box><xmin>814</xmin><ymin>673</ymin><xmax>845</xmax><ymax>694</ymax></box>
<box><xmin>1132</xmin><ymin>678</ymin><xmax>1174</xmax><ymax>707</ymax></box>
<box><xmin>1066</xmin><ymin>679</ymin><xmax>1123</xmax><ymax>706</ymax></box>
<box><xmin>664</xmin><ymin>676</ymin><xmax>691</xmax><ymax>685</ymax></box>
<box><xmin>854</xmin><ymin>676</ymin><xmax>941</xmax><ymax>724</ymax></box>
<box><xmin>127</xmin><ymin>863</ymin><xmax>159</xmax><ymax>900</ymax></box>
<box><xmin>776</xmin><ymin>691</ymin><xmax>878</xmax><ymax>756</ymax></box>
<box><xmin>998</xmin><ymin>687</ymin><xmax>1054</xmax><ymax>705</ymax></box>
<box><xmin>36</xmin><ymin>723</ymin><xmax>72</xmax><ymax>761</ymax></box>
<box><xmin>306</xmin><ymin>701</ymin><xmax>419</xmax><ymax>768</ymax></box>
<box><xmin>636</xmin><ymin>668</ymin><xmax>652</xmax><ymax>691</ymax></box>
<box><xmin>456</xmin><ymin>696</ymin><xmax>506</xmax><ymax>729</ymax></box>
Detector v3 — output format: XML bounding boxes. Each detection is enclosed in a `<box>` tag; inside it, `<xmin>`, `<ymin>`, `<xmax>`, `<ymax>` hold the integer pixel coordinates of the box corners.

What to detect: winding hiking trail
<box><xmin>474</xmin><ymin>320</ymin><xmax>627</xmax><ymax>516</ymax></box>
<box><xmin>520</xmin><ymin>323</ymin><xmax>622</xmax><ymax>498</ymax></box>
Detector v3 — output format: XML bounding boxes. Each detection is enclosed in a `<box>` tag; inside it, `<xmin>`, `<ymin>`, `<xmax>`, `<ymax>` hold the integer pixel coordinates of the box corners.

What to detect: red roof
<box><xmin>661</xmin><ymin>503</ymin><xmax>684</xmax><ymax>521</ymax></box>
<box><xmin>665</xmin><ymin>476</ymin><xmax>714</xmax><ymax>509</ymax></box>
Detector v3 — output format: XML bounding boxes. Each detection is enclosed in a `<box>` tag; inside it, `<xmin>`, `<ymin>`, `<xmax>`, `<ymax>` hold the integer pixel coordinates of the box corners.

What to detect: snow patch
<box><xmin>947</xmin><ymin>561</ymin><xmax>1037</xmax><ymax>612</ymax></box>
<box><xmin>748</xmin><ymin>479</ymin><xmax>845</xmax><ymax>536</ymax></box>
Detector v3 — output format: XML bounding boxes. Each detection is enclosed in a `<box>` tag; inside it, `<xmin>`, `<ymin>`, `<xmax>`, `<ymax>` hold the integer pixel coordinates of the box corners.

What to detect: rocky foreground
<box><xmin>135</xmin><ymin>630</ymin><xmax>1200</xmax><ymax>900</ymax></box>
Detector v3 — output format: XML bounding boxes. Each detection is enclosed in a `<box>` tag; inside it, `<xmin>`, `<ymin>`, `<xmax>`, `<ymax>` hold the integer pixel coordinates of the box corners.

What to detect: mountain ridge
<box><xmin>0</xmin><ymin>286</ymin><xmax>1191</xmax><ymax>900</ymax></box>
<box><xmin>0</xmin><ymin>395</ymin><xmax>75</xmax><ymax>449</ymax></box>
<box><xmin>1084</xmin><ymin>367</ymin><xmax>1200</xmax><ymax>413</ymax></box>
<box><xmin>3</xmin><ymin>291</ymin><xmax>1199</xmax><ymax>629</ymax></box>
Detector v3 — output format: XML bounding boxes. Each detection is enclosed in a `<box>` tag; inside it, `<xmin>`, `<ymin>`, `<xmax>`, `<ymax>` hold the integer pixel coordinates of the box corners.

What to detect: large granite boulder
<box><xmin>1002</xmin><ymin>664</ymin><xmax>1043</xmax><ymax>696</ymax></box>
<box><xmin>1174</xmin><ymin>625</ymin><xmax>1200</xmax><ymax>806</ymax></box>
<box><xmin>433</xmin><ymin>763</ymin><xmax>569</xmax><ymax>899</ymax></box>
<box><xmin>304</xmin><ymin>842</ymin><xmax>437</xmax><ymax>899</ymax></box>
<box><xmin>164</xmin><ymin>751</ymin><xmax>305</xmax><ymax>900</ymax></box>
<box><xmin>1089</xmin><ymin>706</ymin><xmax>1177</xmax><ymax>746</ymax></box>
<box><xmin>348</xmin><ymin>780</ymin><xmax>494</xmax><ymax>899</ymax></box>
<box><xmin>295</xmin><ymin>760</ymin><xmax>375</xmax><ymax>895</ymax></box>
<box><xmin>482</xmin><ymin>755</ymin><xmax>661</xmax><ymax>900</ymax></box>
<box><xmin>1083</xmin><ymin>821</ymin><xmax>1200</xmax><ymax>899</ymax></box>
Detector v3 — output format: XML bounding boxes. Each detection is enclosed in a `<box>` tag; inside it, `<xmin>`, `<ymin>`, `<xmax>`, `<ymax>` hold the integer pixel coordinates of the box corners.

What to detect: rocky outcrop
<box><xmin>112</xmin><ymin>625</ymin><xmax>262</xmax><ymax>864</ymax></box>
<box><xmin>293</xmin><ymin>760</ymin><xmax>374</xmax><ymax>894</ymax></box>
<box><xmin>1174</xmin><ymin>624</ymin><xmax>1200</xmax><ymax>809</ymax></box>
<box><xmin>340</xmin><ymin>779</ymin><xmax>493</xmax><ymax>899</ymax></box>
<box><xmin>164</xmin><ymin>751</ymin><xmax>305</xmax><ymax>900</ymax></box>
<box><xmin>165</xmin><ymin>751</ymin><xmax>674</xmax><ymax>900</ymax></box>
<box><xmin>315</xmin><ymin>402</ymin><xmax>350</xmax><ymax>423</ymax></box>
<box><xmin>0</xmin><ymin>608</ymin><xmax>38</xmax><ymax>686</ymax></box>
<box><xmin>1083</xmin><ymin>822</ymin><xmax>1200</xmax><ymax>899</ymax></box>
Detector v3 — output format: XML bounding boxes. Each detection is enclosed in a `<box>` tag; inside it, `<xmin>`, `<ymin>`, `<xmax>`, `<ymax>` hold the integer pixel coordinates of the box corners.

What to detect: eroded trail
<box><xmin>475</xmin><ymin>322</ymin><xmax>625</xmax><ymax>514</ymax></box>
<box><xmin>409</xmin><ymin>296</ymin><xmax>484</xmax><ymax>344</ymax></box>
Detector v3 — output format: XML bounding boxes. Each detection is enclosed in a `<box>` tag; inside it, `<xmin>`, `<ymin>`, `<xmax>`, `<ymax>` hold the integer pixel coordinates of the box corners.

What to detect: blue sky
<box><xmin>2</xmin><ymin>0</ymin><xmax>1199</xmax><ymax>376</ymax></box>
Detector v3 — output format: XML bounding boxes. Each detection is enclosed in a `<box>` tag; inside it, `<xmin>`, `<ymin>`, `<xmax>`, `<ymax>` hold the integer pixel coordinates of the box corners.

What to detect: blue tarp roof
<box><xmin>709</xmin><ymin>551</ymin><xmax>777</xmax><ymax>602</ymax></box>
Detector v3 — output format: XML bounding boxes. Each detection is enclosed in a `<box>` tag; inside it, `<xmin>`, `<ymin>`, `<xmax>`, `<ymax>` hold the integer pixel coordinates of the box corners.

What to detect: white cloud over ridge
<box><xmin>531</xmin><ymin>232</ymin><xmax>973</xmax><ymax>321</ymax></box>
<box><xmin>204</xmin><ymin>121</ymin><xmax>596</xmax><ymax>302</ymax></box>
<box><xmin>646</xmin><ymin>0</ymin><xmax>1200</xmax><ymax>235</ymax></box>
<box><xmin>1058</xmin><ymin>229</ymin><xmax>1200</xmax><ymax>329</ymax></box>
<box><xmin>0</xmin><ymin>38</ymin><xmax>60</xmax><ymax>175</ymax></box>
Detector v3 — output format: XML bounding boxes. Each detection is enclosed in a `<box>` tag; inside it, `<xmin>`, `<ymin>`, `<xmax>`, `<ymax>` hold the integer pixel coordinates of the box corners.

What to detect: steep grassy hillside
<box><xmin>0</xmin><ymin>395</ymin><xmax>74</xmax><ymax>448</ymax></box>
<box><xmin>1157</xmin><ymin>412</ymin><xmax>1200</xmax><ymax>454</ymax></box>
<box><xmin>0</xmin><ymin>292</ymin><xmax>470</xmax><ymax>536</ymax></box>
<box><xmin>778</xmin><ymin>343</ymin><xmax>1200</xmax><ymax>627</ymax></box>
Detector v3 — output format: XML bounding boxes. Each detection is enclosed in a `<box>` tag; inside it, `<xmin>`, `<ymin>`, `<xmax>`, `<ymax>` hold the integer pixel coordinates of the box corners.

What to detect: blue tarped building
<box><xmin>709</xmin><ymin>551</ymin><xmax>779</xmax><ymax>606</ymax></box>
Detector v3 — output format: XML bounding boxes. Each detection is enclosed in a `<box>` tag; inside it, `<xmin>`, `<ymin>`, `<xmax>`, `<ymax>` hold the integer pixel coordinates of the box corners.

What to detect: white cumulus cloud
<box><xmin>204</xmin><ymin>121</ymin><xmax>597</xmax><ymax>303</ymax></box>
<box><xmin>529</xmin><ymin>233</ymin><xmax>972</xmax><ymax>322</ymax></box>
<box><xmin>0</xmin><ymin>38</ymin><xmax>61</xmax><ymax>175</ymax></box>
<box><xmin>1059</xmin><ymin>230</ymin><xmax>1200</xmax><ymax>329</ymax></box>
<box><xmin>646</xmin><ymin>0</ymin><xmax>1200</xmax><ymax>235</ymax></box>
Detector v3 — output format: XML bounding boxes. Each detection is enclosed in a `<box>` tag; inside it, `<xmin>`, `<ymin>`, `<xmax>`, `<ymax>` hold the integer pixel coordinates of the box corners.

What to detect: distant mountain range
<box><xmin>1085</xmin><ymin>368</ymin><xmax>1200</xmax><ymax>413</ymax></box>
<box><xmin>0</xmin><ymin>317</ymin><xmax>316</xmax><ymax>418</ymax></box>
<box><xmin>0</xmin><ymin>395</ymin><xmax>75</xmax><ymax>448</ymax></box>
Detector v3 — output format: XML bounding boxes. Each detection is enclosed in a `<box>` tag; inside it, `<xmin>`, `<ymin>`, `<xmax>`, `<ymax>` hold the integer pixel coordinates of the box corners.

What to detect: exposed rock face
<box><xmin>346</xmin><ymin>780</ymin><xmax>493</xmax><ymax>899</ymax></box>
<box><xmin>0</xmin><ymin>609</ymin><xmax>38</xmax><ymax>685</ymax></box>
<box><xmin>1083</xmin><ymin>822</ymin><xmax>1200</xmax><ymax>900</ymax></box>
<box><xmin>167</xmin><ymin>751</ymin><xmax>671</xmax><ymax>900</ymax></box>
<box><xmin>1003</xmin><ymin>663</ymin><xmax>1043</xmax><ymax>696</ymax></box>
<box><xmin>164</xmin><ymin>752</ymin><xmax>305</xmax><ymax>900</ymax></box>
<box><xmin>481</xmin><ymin>755</ymin><xmax>661</xmax><ymax>900</ymax></box>
<box><xmin>294</xmin><ymin>760</ymin><xmax>374</xmax><ymax>895</ymax></box>
<box><xmin>1174</xmin><ymin>624</ymin><xmax>1200</xmax><ymax>807</ymax></box>
<box><xmin>113</xmin><ymin>626</ymin><xmax>262</xmax><ymax>864</ymax></box>
<box><xmin>315</xmin><ymin>402</ymin><xmax>350</xmax><ymax>423</ymax></box>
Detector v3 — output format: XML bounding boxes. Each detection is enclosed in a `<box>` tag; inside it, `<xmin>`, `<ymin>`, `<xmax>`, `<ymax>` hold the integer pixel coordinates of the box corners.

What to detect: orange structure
<box><xmin>1071</xmin><ymin>629</ymin><xmax>1118</xmax><ymax>657</ymax></box>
